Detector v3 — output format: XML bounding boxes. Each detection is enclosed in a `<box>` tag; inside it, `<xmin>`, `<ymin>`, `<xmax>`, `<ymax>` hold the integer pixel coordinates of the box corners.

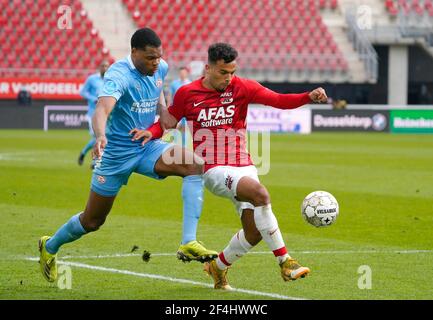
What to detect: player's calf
<box><xmin>80</xmin><ymin>216</ymin><xmax>106</xmax><ymax>232</ymax></box>
<box><xmin>79</xmin><ymin>191</ymin><xmax>115</xmax><ymax>232</ymax></box>
<box><xmin>241</xmin><ymin>209</ymin><xmax>262</xmax><ymax>246</ymax></box>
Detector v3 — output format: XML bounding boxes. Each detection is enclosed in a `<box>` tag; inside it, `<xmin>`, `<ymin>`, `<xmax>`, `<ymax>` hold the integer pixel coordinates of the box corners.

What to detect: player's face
<box><xmin>131</xmin><ymin>46</ymin><xmax>163</xmax><ymax>76</ymax></box>
<box><xmin>207</xmin><ymin>60</ymin><xmax>237</xmax><ymax>92</ymax></box>
<box><xmin>99</xmin><ymin>61</ymin><xmax>110</xmax><ymax>77</ymax></box>
<box><xmin>179</xmin><ymin>68</ymin><xmax>189</xmax><ymax>80</ymax></box>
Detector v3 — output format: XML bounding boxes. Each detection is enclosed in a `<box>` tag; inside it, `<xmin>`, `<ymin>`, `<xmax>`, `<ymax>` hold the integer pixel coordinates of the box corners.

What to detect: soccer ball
<box><xmin>301</xmin><ymin>191</ymin><xmax>339</xmax><ymax>227</ymax></box>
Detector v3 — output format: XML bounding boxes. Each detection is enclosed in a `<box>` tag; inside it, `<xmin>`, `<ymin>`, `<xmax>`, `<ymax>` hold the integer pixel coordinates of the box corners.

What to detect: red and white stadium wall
<box><xmin>0</xmin><ymin>79</ymin><xmax>84</xmax><ymax>100</ymax></box>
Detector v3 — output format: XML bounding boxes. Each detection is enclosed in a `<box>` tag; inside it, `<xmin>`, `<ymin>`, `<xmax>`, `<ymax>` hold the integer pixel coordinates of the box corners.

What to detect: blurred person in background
<box><xmin>167</xmin><ymin>66</ymin><xmax>191</xmax><ymax>105</ymax></box>
<box><xmin>78</xmin><ymin>60</ymin><xmax>110</xmax><ymax>168</ymax></box>
<box><xmin>167</xmin><ymin>66</ymin><xmax>191</xmax><ymax>148</ymax></box>
<box><xmin>17</xmin><ymin>86</ymin><xmax>32</xmax><ymax>106</ymax></box>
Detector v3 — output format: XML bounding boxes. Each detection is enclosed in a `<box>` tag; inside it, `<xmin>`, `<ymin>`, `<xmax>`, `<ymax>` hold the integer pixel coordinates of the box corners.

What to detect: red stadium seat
<box><xmin>32</xmin><ymin>55</ymin><xmax>42</xmax><ymax>65</ymax></box>
<box><xmin>56</xmin><ymin>55</ymin><xmax>67</xmax><ymax>65</ymax></box>
<box><xmin>7</xmin><ymin>33</ymin><xmax>19</xmax><ymax>47</ymax></box>
<box><xmin>330</xmin><ymin>0</ymin><xmax>338</xmax><ymax>9</ymax></box>
<box><xmin>7</xmin><ymin>54</ymin><xmax>16</xmax><ymax>66</ymax></box>
<box><xmin>4</xmin><ymin>0</ymin><xmax>347</xmax><ymax>78</ymax></box>
<box><xmin>42</xmin><ymin>8</ymin><xmax>53</xmax><ymax>19</ymax></box>
<box><xmin>77</xmin><ymin>25</ymin><xmax>89</xmax><ymax>37</ymax></box>
<box><xmin>87</xmin><ymin>45</ymin><xmax>99</xmax><ymax>56</ymax></box>
<box><xmin>10</xmin><ymin>14</ymin><xmax>21</xmax><ymax>26</ymax></box>
<box><xmin>4</xmin><ymin>5</ymin><xmax>14</xmax><ymax>18</ymax></box>
<box><xmin>46</xmin><ymin>35</ymin><xmax>56</xmax><ymax>47</ymax></box>
<box><xmin>0</xmin><ymin>15</ymin><xmax>6</xmax><ymax>27</ymax></box>
<box><xmin>28</xmin><ymin>42</ymin><xmax>38</xmax><ymax>54</ymax></box>
<box><xmin>102</xmin><ymin>47</ymin><xmax>110</xmax><ymax>56</ymax></box>
<box><xmin>34</xmin><ymin>34</ymin><xmax>44</xmax><ymax>45</ymax></box>
<box><xmin>44</xmin><ymin>53</ymin><xmax>55</xmax><ymax>66</ymax></box>
<box><xmin>39</xmin><ymin>24</ymin><xmax>50</xmax><ymax>37</ymax></box>
<box><xmin>82</xmin><ymin>36</ymin><xmax>93</xmax><ymax>48</ymax></box>
<box><xmin>125</xmin><ymin>0</ymin><xmax>136</xmax><ymax>12</ymax></box>
<box><xmin>90</xmin><ymin>28</ymin><xmax>99</xmax><ymax>37</ymax></box>
<box><xmin>72</xmin><ymin>1</ymin><xmax>83</xmax><ymax>11</ymax></box>
<box><xmin>76</xmin><ymin>46</ymin><xmax>86</xmax><ymax>58</ymax></box>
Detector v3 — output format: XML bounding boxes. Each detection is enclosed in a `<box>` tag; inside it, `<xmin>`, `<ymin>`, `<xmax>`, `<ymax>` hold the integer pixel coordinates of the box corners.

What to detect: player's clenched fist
<box><xmin>309</xmin><ymin>87</ymin><xmax>328</xmax><ymax>103</ymax></box>
<box><xmin>92</xmin><ymin>135</ymin><xmax>107</xmax><ymax>160</ymax></box>
<box><xmin>129</xmin><ymin>128</ymin><xmax>153</xmax><ymax>146</ymax></box>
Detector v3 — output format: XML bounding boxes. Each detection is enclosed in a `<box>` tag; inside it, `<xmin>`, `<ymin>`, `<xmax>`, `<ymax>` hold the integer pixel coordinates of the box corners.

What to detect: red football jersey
<box><xmin>149</xmin><ymin>76</ymin><xmax>311</xmax><ymax>172</ymax></box>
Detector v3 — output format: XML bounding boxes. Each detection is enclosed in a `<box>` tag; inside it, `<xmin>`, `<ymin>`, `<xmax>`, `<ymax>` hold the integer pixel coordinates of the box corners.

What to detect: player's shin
<box><xmin>254</xmin><ymin>204</ymin><xmax>290</xmax><ymax>264</ymax></box>
<box><xmin>181</xmin><ymin>175</ymin><xmax>203</xmax><ymax>244</ymax></box>
<box><xmin>45</xmin><ymin>212</ymin><xmax>87</xmax><ymax>254</ymax></box>
<box><xmin>215</xmin><ymin>229</ymin><xmax>253</xmax><ymax>270</ymax></box>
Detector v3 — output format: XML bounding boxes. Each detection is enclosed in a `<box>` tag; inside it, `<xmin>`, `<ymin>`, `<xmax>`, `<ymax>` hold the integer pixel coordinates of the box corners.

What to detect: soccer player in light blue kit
<box><xmin>38</xmin><ymin>28</ymin><xmax>217</xmax><ymax>283</ymax></box>
<box><xmin>167</xmin><ymin>66</ymin><xmax>191</xmax><ymax>148</ymax></box>
<box><xmin>168</xmin><ymin>66</ymin><xmax>192</xmax><ymax>104</ymax></box>
<box><xmin>78</xmin><ymin>60</ymin><xmax>110</xmax><ymax>167</ymax></box>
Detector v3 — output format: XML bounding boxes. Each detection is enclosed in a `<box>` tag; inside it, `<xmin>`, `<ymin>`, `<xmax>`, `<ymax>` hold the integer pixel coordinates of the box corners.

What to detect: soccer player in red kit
<box><xmin>130</xmin><ymin>43</ymin><xmax>328</xmax><ymax>290</ymax></box>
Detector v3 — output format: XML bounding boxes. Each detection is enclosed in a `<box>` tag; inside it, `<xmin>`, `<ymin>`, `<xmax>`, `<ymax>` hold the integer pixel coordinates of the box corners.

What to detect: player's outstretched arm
<box><xmin>247</xmin><ymin>79</ymin><xmax>328</xmax><ymax>109</ymax></box>
<box><xmin>131</xmin><ymin>86</ymin><xmax>186</xmax><ymax>145</ymax></box>
<box><xmin>129</xmin><ymin>100</ymin><xmax>183</xmax><ymax>146</ymax></box>
<box><xmin>158</xmin><ymin>90</ymin><xmax>178</xmax><ymax>130</ymax></box>
<box><xmin>92</xmin><ymin>96</ymin><xmax>116</xmax><ymax>159</ymax></box>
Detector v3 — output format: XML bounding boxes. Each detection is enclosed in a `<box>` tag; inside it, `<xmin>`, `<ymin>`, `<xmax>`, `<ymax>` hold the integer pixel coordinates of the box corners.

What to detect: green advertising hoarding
<box><xmin>391</xmin><ymin>110</ymin><xmax>433</xmax><ymax>133</ymax></box>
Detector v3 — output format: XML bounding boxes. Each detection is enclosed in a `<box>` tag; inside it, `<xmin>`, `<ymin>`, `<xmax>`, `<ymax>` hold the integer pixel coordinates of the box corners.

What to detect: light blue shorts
<box><xmin>91</xmin><ymin>140</ymin><xmax>174</xmax><ymax>197</ymax></box>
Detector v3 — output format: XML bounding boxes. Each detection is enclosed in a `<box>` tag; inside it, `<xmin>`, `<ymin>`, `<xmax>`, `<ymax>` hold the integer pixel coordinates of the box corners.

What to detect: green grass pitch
<box><xmin>0</xmin><ymin>130</ymin><xmax>432</xmax><ymax>300</ymax></box>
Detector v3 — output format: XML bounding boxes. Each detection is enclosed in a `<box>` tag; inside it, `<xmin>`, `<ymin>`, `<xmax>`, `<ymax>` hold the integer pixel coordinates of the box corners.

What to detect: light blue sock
<box><xmin>181</xmin><ymin>175</ymin><xmax>204</xmax><ymax>244</ymax></box>
<box><xmin>81</xmin><ymin>137</ymin><xmax>96</xmax><ymax>156</ymax></box>
<box><xmin>45</xmin><ymin>213</ymin><xmax>87</xmax><ymax>254</ymax></box>
<box><xmin>181</xmin><ymin>118</ymin><xmax>187</xmax><ymax>148</ymax></box>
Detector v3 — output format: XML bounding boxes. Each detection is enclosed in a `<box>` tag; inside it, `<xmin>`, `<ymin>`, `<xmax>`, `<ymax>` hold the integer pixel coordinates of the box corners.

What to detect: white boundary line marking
<box><xmin>55</xmin><ymin>249</ymin><xmax>433</xmax><ymax>260</ymax></box>
<box><xmin>25</xmin><ymin>257</ymin><xmax>305</xmax><ymax>300</ymax></box>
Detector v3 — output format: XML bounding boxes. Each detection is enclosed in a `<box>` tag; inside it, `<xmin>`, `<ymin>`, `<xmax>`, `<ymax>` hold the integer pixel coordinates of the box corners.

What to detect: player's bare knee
<box><xmin>244</xmin><ymin>228</ymin><xmax>262</xmax><ymax>246</ymax></box>
<box><xmin>253</xmin><ymin>185</ymin><xmax>270</xmax><ymax>206</ymax></box>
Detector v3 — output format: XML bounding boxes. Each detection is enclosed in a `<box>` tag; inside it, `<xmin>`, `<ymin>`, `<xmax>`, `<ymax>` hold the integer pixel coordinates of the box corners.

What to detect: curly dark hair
<box><xmin>208</xmin><ymin>43</ymin><xmax>238</xmax><ymax>64</ymax></box>
<box><xmin>131</xmin><ymin>28</ymin><xmax>161</xmax><ymax>50</ymax></box>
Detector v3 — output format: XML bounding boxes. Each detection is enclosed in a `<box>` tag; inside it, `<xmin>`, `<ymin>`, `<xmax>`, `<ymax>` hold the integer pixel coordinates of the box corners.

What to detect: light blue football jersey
<box><xmin>80</xmin><ymin>73</ymin><xmax>104</xmax><ymax>117</ymax></box>
<box><xmin>95</xmin><ymin>55</ymin><xmax>168</xmax><ymax>175</ymax></box>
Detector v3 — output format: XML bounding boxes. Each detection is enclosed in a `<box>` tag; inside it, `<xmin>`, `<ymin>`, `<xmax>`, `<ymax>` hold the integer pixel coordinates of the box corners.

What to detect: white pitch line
<box><xmin>61</xmin><ymin>253</ymin><xmax>142</xmax><ymax>259</ymax></box>
<box><xmin>25</xmin><ymin>257</ymin><xmax>305</xmax><ymax>300</ymax></box>
<box><xmin>56</xmin><ymin>249</ymin><xmax>433</xmax><ymax>260</ymax></box>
